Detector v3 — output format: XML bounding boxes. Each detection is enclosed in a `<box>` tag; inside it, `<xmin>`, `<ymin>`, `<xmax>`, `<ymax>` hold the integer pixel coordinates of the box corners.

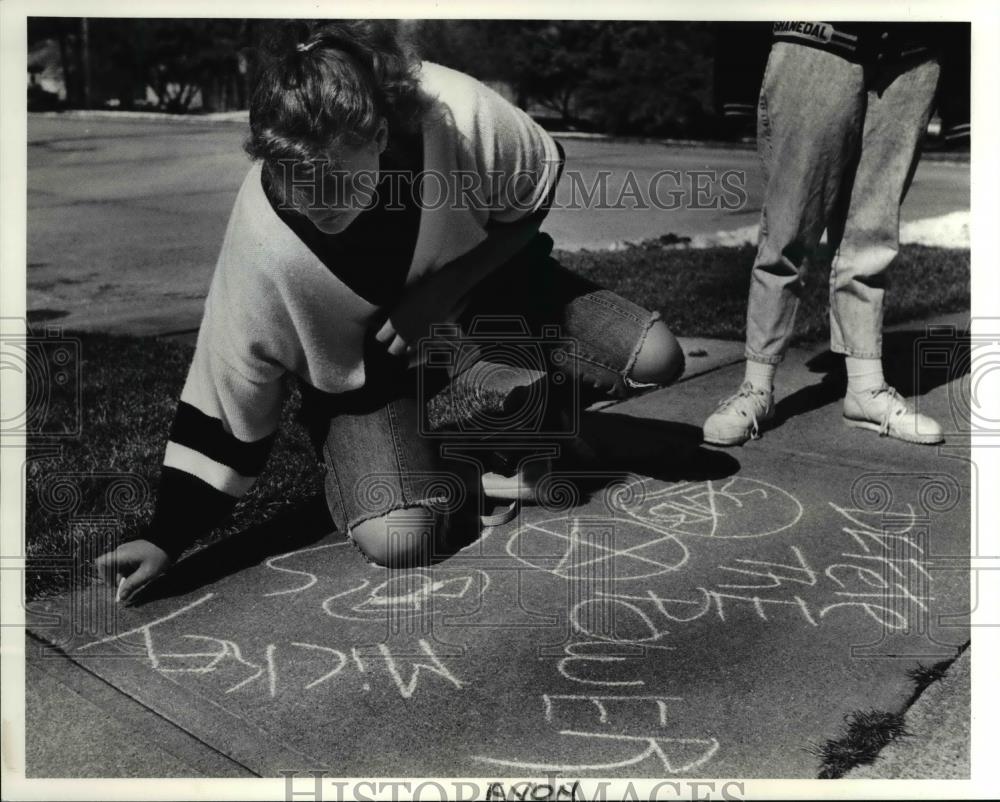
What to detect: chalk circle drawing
<box><xmin>507</xmin><ymin>516</ymin><xmax>689</xmax><ymax>581</ymax></box>
<box><xmin>506</xmin><ymin>476</ymin><xmax>802</xmax><ymax>581</ymax></box>
<box><xmin>609</xmin><ymin>476</ymin><xmax>803</xmax><ymax>540</ymax></box>
<box><xmin>322</xmin><ymin>569</ymin><xmax>491</xmax><ymax>622</ymax></box>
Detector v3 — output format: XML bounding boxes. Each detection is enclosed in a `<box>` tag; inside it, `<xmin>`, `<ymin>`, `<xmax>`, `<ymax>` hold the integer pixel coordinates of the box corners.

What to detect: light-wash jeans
<box><xmin>300</xmin><ymin>233</ymin><xmax>664</xmax><ymax>539</ymax></box>
<box><xmin>746</xmin><ymin>42</ymin><xmax>941</xmax><ymax>364</ymax></box>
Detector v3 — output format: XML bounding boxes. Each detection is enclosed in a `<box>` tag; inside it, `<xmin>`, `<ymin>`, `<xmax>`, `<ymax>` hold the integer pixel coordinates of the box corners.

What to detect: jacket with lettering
<box><xmin>714</xmin><ymin>22</ymin><xmax>970</xmax><ymax>144</ymax></box>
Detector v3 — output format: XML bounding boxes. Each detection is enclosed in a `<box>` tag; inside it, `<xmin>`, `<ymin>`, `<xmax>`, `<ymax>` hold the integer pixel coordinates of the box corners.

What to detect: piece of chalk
<box><xmin>115</xmin><ymin>577</ymin><xmax>126</xmax><ymax>603</ymax></box>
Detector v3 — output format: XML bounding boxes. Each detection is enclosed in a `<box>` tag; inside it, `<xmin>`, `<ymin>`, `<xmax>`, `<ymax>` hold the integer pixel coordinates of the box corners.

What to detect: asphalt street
<box><xmin>26</xmin><ymin>115</ymin><xmax>970</xmax><ymax>336</ymax></box>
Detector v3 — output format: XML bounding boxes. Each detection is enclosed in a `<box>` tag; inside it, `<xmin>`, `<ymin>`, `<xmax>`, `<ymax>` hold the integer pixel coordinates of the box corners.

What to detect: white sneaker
<box><xmin>480</xmin><ymin>455</ymin><xmax>551</xmax><ymax>528</ymax></box>
<box><xmin>703</xmin><ymin>382</ymin><xmax>776</xmax><ymax>446</ymax></box>
<box><xmin>843</xmin><ymin>384</ymin><xmax>944</xmax><ymax>444</ymax></box>
<box><xmin>481</xmin><ymin>454</ymin><xmax>550</xmax><ymax>501</ymax></box>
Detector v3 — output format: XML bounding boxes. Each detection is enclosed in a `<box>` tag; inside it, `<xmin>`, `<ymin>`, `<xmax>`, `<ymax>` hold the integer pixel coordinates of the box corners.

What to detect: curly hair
<box><xmin>245</xmin><ymin>20</ymin><xmax>427</xmax><ymax>184</ymax></box>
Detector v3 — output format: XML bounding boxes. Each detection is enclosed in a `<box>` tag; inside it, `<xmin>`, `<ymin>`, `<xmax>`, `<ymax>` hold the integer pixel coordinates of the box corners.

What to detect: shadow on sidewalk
<box><xmin>774</xmin><ymin>326</ymin><xmax>969</xmax><ymax>427</ymax></box>
<box><xmin>133</xmin><ymin>494</ymin><xmax>336</xmax><ymax>605</ymax></box>
<box><xmin>133</xmin><ymin>414</ymin><xmax>738</xmax><ymax>606</ymax></box>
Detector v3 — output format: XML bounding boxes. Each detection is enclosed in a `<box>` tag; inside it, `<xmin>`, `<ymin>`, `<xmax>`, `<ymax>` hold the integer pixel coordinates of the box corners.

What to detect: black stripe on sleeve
<box><xmin>144</xmin><ymin>467</ymin><xmax>239</xmax><ymax>559</ymax></box>
<box><xmin>169</xmin><ymin>401</ymin><xmax>276</xmax><ymax>477</ymax></box>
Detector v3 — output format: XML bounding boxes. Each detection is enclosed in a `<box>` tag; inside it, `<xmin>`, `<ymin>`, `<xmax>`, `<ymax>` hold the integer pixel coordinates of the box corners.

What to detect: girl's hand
<box><xmin>375</xmin><ymin>222</ymin><xmax>547</xmax><ymax>357</ymax></box>
<box><xmin>374</xmin><ymin>314</ymin><xmax>417</xmax><ymax>357</ymax></box>
<box><xmin>94</xmin><ymin>540</ymin><xmax>173</xmax><ymax>604</ymax></box>
<box><xmin>375</xmin><ymin>271</ymin><xmax>464</xmax><ymax>357</ymax></box>
<box><xmin>374</xmin><ymin>275</ymin><xmax>447</xmax><ymax>357</ymax></box>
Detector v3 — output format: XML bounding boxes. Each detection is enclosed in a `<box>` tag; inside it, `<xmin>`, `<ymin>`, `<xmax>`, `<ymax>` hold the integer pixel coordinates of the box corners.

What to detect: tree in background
<box><xmin>27</xmin><ymin>18</ymin><xmax>255</xmax><ymax>112</ymax></box>
<box><xmin>27</xmin><ymin>19</ymin><xmax>86</xmax><ymax>107</ymax></box>
<box><xmin>27</xmin><ymin>17</ymin><xmax>715</xmax><ymax>133</ymax></box>
<box><xmin>413</xmin><ymin>20</ymin><xmax>601</xmax><ymax>125</ymax></box>
<box><xmin>413</xmin><ymin>20</ymin><xmax>715</xmax><ymax>137</ymax></box>
<box><xmin>581</xmin><ymin>22</ymin><xmax>714</xmax><ymax>137</ymax></box>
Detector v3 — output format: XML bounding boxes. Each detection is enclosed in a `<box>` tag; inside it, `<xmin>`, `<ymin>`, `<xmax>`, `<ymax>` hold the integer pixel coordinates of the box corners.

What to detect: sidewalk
<box><xmin>22</xmin><ymin>313</ymin><xmax>971</xmax><ymax>779</ymax></box>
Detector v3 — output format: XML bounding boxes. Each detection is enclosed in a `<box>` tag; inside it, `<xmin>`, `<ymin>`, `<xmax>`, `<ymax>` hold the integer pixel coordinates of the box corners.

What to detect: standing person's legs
<box><xmin>704</xmin><ymin>43</ymin><xmax>866</xmax><ymax>446</ymax></box>
<box><xmin>828</xmin><ymin>57</ymin><xmax>944</xmax><ymax>443</ymax></box>
<box><xmin>828</xmin><ymin>57</ymin><xmax>939</xmax><ymax>359</ymax></box>
<box><xmin>745</xmin><ymin>44</ymin><xmax>866</xmax><ymax>365</ymax></box>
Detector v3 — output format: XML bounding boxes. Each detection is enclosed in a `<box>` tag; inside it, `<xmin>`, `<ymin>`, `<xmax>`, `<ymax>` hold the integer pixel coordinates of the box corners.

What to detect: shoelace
<box><xmin>717</xmin><ymin>383</ymin><xmax>768</xmax><ymax>440</ymax></box>
<box><xmin>869</xmin><ymin>385</ymin><xmax>909</xmax><ymax>436</ymax></box>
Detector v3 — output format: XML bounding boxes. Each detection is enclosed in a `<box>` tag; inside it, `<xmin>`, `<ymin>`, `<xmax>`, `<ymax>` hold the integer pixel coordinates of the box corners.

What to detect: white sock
<box><xmin>744</xmin><ymin>360</ymin><xmax>776</xmax><ymax>393</ymax></box>
<box><xmin>845</xmin><ymin>357</ymin><xmax>885</xmax><ymax>394</ymax></box>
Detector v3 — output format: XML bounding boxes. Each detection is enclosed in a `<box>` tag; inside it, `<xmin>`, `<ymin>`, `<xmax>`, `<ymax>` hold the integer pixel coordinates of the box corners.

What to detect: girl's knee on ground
<box><xmin>349</xmin><ymin>506</ymin><xmax>451</xmax><ymax>567</ymax></box>
<box><xmin>629</xmin><ymin>320</ymin><xmax>685</xmax><ymax>386</ymax></box>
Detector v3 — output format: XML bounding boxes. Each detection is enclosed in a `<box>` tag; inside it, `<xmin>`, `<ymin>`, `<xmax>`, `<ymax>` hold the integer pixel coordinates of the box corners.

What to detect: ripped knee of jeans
<box><xmin>348</xmin><ymin>504</ymin><xmax>450</xmax><ymax>567</ymax></box>
<box><xmin>624</xmin><ymin>316</ymin><xmax>685</xmax><ymax>390</ymax></box>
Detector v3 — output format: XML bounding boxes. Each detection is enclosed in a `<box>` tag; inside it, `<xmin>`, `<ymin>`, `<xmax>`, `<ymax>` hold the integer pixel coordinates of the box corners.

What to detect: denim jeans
<box><xmin>746</xmin><ymin>42</ymin><xmax>941</xmax><ymax>363</ymax></box>
<box><xmin>300</xmin><ymin>233</ymin><xmax>663</xmax><ymax>542</ymax></box>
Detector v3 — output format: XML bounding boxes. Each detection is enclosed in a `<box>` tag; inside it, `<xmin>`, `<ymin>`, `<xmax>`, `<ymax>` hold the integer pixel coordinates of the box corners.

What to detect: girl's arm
<box><xmin>376</xmin><ymin>212</ymin><xmax>547</xmax><ymax>355</ymax></box>
<box><xmin>376</xmin><ymin>75</ymin><xmax>566</xmax><ymax>355</ymax></box>
<box><xmin>95</xmin><ymin>262</ymin><xmax>288</xmax><ymax>603</ymax></box>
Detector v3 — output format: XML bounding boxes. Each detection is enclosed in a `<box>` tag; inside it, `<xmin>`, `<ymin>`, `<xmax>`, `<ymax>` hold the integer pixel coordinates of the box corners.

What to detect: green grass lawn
<box><xmin>24</xmin><ymin>244</ymin><xmax>970</xmax><ymax>599</ymax></box>
<box><xmin>561</xmin><ymin>242</ymin><xmax>970</xmax><ymax>342</ymax></box>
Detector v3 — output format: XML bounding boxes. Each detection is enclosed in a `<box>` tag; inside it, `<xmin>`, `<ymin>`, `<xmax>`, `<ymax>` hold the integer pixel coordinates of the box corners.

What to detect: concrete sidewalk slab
<box><xmin>25</xmin><ymin>324</ymin><xmax>972</xmax><ymax>778</ymax></box>
<box><xmin>27</xmin><ymin>640</ymin><xmax>252</xmax><ymax>777</ymax></box>
<box><xmin>674</xmin><ymin>337</ymin><xmax>746</xmax><ymax>381</ymax></box>
<box><xmin>615</xmin><ymin>315</ymin><xmax>972</xmax><ymax>473</ymax></box>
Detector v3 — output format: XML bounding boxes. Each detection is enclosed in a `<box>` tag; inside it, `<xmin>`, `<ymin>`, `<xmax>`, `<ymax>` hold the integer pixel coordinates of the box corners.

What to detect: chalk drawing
<box><xmin>225</xmin><ymin>642</ymin><xmax>277</xmax><ymax>697</ymax></box>
<box><xmin>542</xmin><ymin>694</ymin><xmax>682</xmax><ymax>726</ymax></box>
<box><xmin>155</xmin><ymin>635</ymin><xmax>239</xmax><ymax>675</ymax></box>
<box><xmin>263</xmin><ymin>542</ymin><xmax>348</xmax><ymax>597</ymax></box>
<box><xmin>611</xmin><ymin>477</ymin><xmax>803</xmax><ymax>540</ymax></box>
<box><xmin>825</xmin><ymin>562</ymin><xmax>890</xmax><ymax>589</ymax></box>
<box><xmin>626</xmin><ymin>583</ymin><xmax>933</xmax><ymax>632</ymax></box>
<box><xmin>351</xmin><ymin>646</ymin><xmax>366</xmax><ymax>674</ymax></box>
<box><xmin>506</xmin><ymin>476</ymin><xmax>804</xmax><ymax>582</ymax></box>
<box><xmin>376</xmin><ymin>639</ymin><xmax>464</xmax><ymax>699</ymax></box>
<box><xmin>606</xmin><ymin>588</ymin><xmax>713</xmax><ymax>624</ymax></box>
<box><xmin>838</xmin><ymin>551</ymin><xmax>932</xmax><ymax>581</ymax></box>
<box><xmin>557</xmin><ymin>641</ymin><xmax>645</xmax><ymax>687</ymax></box>
<box><xmin>588</xmin><ymin>585</ymin><xmax>818</xmax><ymax>630</ymax></box>
<box><xmin>831</xmin><ymin>504</ymin><xmax>925</xmax><ymax>554</ymax></box>
<box><xmin>474</xmin><ymin>731</ymin><xmax>720</xmax><ymax>774</ymax></box>
<box><xmin>569</xmin><ymin>598</ymin><xmax>674</xmax><ymax>649</ymax></box>
<box><xmin>291</xmin><ymin>642</ymin><xmax>347</xmax><ymax>689</ymax></box>
<box><xmin>717</xmin><ymin>546</ymin><xmax>817</xmax><ymax>589</ymax></box>
<box><xmin>352</xmin><ymin>647</ymin><xmax>372</xmax><ymax>692</ymax></box>
<box><xmin>818</xmin><ymin>601</ymin><xmax>908</xmax><ymax>629</ymax></box>
<box><xmin>322</xmin><ymin>569</ymin><xmax>491</xmax><ymax>622</ymax></box>
<box><xmin>507</xmin><ymin>516</ymin><xmax>689</xmax><ymax>581</ymax></box>
<box><xmin>149</xmin><ymin>633</ymin><xmax>275</xmax><ymax>696</ymax></box>
<box><xmin>76</xmin><ymin>593</ymin><xmax>215</xmax><ymax>667</ymax></box>
<box><xmin>705</xmin><ymin>590</ymin><xmax>818</xmax><ymax>627</ymax></box>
